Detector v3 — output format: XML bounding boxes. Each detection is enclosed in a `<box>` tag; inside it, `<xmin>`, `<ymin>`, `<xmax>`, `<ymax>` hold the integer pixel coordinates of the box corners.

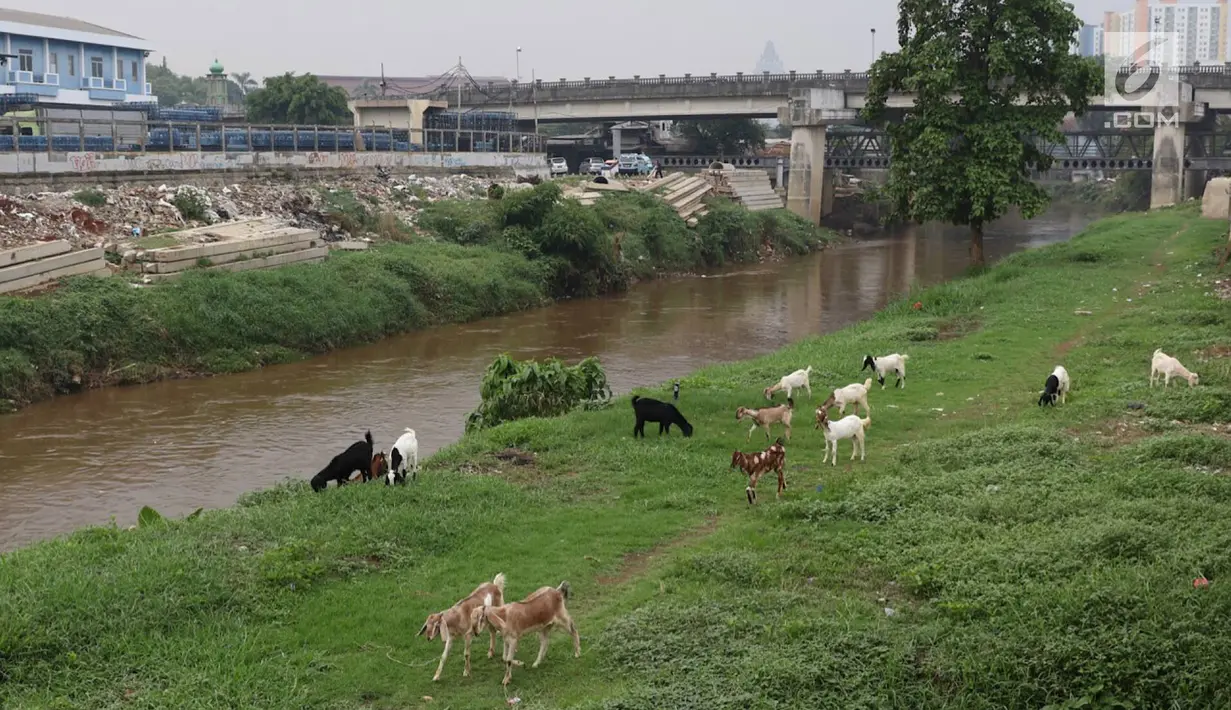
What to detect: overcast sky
<box><xmin>24</xmin><ymin>0</ymin><xmax>1132</xmax><ymax>80</ymax></box>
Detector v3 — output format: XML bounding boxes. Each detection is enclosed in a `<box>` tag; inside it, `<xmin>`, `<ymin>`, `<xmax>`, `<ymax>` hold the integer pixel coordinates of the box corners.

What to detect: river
<box><xmin>0</xmin><ymin>207</ymin><xmax>1097</xmax><ymax>550</ymax></box>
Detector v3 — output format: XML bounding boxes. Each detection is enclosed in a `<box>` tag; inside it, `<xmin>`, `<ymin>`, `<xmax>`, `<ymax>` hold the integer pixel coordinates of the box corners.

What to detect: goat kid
<box><xmin>369</xmin><ymin>451</ymin><xmax>389</xmax><ymax>482</ymax></box>
<box><xmin>388</xmin><ymin>428</ymin><xmax>420</xmax><ymax>485</ymax></box>
<box><xmin>309</xmin><ymin>431</ymin><xmax>375</xmax><ymax>492</ymax></box>
<box><xmin>862</xmin><ymin>353</ymin><xmax>909</xmax><ymax>389</ymax></box>
<box><xmin>1038</xmin><ymin>365</ymin><xmax>1071</xmax><ymax>407</ymax></box>
<box><xmin>1150</xmin><ymin>349</ymin><xmax>1200</xmax><ymax>388</ymax></box>
<box><xmin>478</xmin><ymin>581</ymin><xmax>580</xmax><ymax>687</ymax></box>
<box><xmin>631</xmin><ymin>395</ymin><xmax>694</xmax><ymax>438</ymax></box>
<box><xmin>816</xmin><ymin>408</ymin><xmax>871</xmax><ymax>466</ymax></box>
<box><xmin>818</xmin><ymin>378</ymin><xmax>873</xmax><ymax>416</ymax></box>
<box><xmin>418</xmin><ymin>572</ymin><xmax>507</xmax><ymax>681</ymax></box>
<box><xmin>735</xmin><ymin>397</ymin><xmax>794</xmax><ymax>442</ymax></box>
<box><xmin>764</xmin><ymin>366</ymin><xmax>813</xmax><ymax>401</ymax></box>
<box><xmin>730</xmin><ymin>437</ymin><xmax>787</xmax><ymax>505</ymax></box>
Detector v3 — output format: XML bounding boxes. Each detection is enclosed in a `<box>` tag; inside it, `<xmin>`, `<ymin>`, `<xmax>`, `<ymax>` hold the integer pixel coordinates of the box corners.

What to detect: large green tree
<box><xmin>245</xmin><ymin>73</ymin><xmax>353</xmax><ymax>126</ymax></box>
<box><xmin>863</xmin><ymin>0</ymin><xmax>1101</xmax><ymax>266</ymax></box>
<box><xmin>145</xmin><ymin>63</ymin><xmax>208</xmax><ymax>106</ymax></box>
<box><xmin>675</xmin><ymin>118</ymin><xmax>766</xmax><ymax>155</ymax></box>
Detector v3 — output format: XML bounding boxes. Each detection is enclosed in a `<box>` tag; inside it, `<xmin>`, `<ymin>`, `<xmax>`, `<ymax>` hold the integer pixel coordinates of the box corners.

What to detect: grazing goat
<box><xmin>1151</xmin><ymin>349</ymin><xmax>1200</xmax><ymax>388</ymax></box>
<box><xmin>418</xmin><ymin>572</ymin><xmax>507</xmax><ymax>682</ymax></box>
<box><xmin>631</xmin><ymin>395</ymin><xmax>694</xmax><ymax>438</ymax></box>
<box><xmin>862</xmin><ymin>353</ymin><xmax>909</xmax><ymax>389</ymax></box>
<box><xmin>816</xmin><ymin>408</ymin><xmax>871</xmax><ymax>466</ymax></box>
<box><xmin>1038</xmin><ymin>365</ymin><xmax>1070</xmax><ymax>406</ymax></box>
<box><xmin>819</xmin><ymin>378</ymin><xmax>873</xmax><ymax>416</ymax></box>
<box><xmin>764</xmin><ymin>366</ymin><xmax>813</xmax><ymax>401</ymax></box>
<box><xmin>730</xmin><ymin>437</ymin><xmax>787</xmax><ymax>505</ymax></box>
<box><xmin>369</xmin><ymin>451</ymin><xmax>389</xmax><ymax>482</ymax></box>
<box><xmin>388</xmin><ymin>428</ymin><xmax>420</xmax><ymax>485</ymax></box>
<box><xmin>735</xmin><ymin>398</ymin><xmax>794</xmax><ymax>442</ymax></box>
<box><xmin>477</xmin><ymin>581</ymin><xmax>580</xmax><ymax>686</ymax></box>
<box><xmin>309</xmin><ymin>431</ymin><xmax>374</xmax><ymax>492</ymax></box>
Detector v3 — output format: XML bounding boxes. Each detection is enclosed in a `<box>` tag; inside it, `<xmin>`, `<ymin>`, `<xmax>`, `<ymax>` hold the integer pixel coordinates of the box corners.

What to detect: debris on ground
<box><xmin>0</xmin><ymin>173</ymin><xmax>504</xmax><ymax>253</ymax></box>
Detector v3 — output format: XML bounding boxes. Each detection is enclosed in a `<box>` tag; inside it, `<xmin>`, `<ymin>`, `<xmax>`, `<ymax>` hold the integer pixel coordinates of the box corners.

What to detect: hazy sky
<box><xmin>23</xmin><ymin>0</ymin><xmax>1130</xmax><ymax>80</ymax></box>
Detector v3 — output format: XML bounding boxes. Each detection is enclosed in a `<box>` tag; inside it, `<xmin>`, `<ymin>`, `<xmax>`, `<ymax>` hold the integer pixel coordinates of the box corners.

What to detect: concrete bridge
<box><xmin>352</xmin><ymin>66</ymin><xmax>1231</xmax><ymax>222</ymax></box>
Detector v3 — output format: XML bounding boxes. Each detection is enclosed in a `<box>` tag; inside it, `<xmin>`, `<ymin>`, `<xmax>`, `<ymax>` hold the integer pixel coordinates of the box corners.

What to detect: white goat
<box><xmin>816</xmin><ymin>409</ymin><xmax>871</xmax><ymax>465</ymax></box>
<box><xmin>1150</xmin><ymin>349</ymin><xmax>1199</xmax><ymax>388</ymax></box>
<box><xmin>388</xmin><ymin>428</ymin><xmax>419</xmax><ymax>484</ymax></box>
<box><xmin>822</xmin><ymin>378</ymin><xmax>873</xmax><ymax>416</ymax></box>
<box><xmin>764</xmin><ymin>366</ymin><xmax>813</xmax><ymax>401</ymax></box>
<box><xmin>861</xmin><ymin>353</ymin><xmax>909</xmax><ymax>389</ymax></box>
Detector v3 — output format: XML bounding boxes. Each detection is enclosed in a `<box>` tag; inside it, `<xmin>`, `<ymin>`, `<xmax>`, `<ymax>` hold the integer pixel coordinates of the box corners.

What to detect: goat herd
<box><xmin>299</xmin><ymin>347</ymin><xmax>1201</xmax><ymax>687</ymax></box>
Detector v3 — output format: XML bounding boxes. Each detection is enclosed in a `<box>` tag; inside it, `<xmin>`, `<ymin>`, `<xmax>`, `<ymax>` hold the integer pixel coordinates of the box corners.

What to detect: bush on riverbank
<box><xmin>465</xmin><ymin>354</ymin><xmax>613</xmax><ymax>432</ymax></box>
<box><xmin>0</xmin><ymin>241</ymin><xmax>546</xmax><ymax>406</ymax></box>
<box><xmin>1046</xmin><ymin>172</ymin><xmax>1152</xmax><ymax>212</ymax></box>
<box><xmin>418</xmin><ymin>182</ymin><xmax>833</xmax><ymax>291</ymax></box>
<box><xmin>2</xmin><ymin>207</ymin><xmax>1229</xmax><ymax>709</ymax></box>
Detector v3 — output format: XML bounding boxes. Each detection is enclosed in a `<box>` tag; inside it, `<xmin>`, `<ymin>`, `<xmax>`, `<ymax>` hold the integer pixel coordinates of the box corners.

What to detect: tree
<box><xmin>675</xmin><ymin>118</ymin><xmax>766</xmax><ymax>155</ymax></box>
<box><xmin>862</xmin><ymin>0</ymin><xmax>1101</xmax><ymax>267</ymax></box>
<box><xmin>245</xmin><ymin>73</ymin><xmax>353</xmax><ymax>126</ymax></box>
<box><xmin>230</xmin><ymin>72</ymin><xmax>258</xmax><ymax>95</ymax></box>
<box><xmin>145</xmin><ymin>63</ymin><xmax>208</xmax><ymax>106</ymax></box>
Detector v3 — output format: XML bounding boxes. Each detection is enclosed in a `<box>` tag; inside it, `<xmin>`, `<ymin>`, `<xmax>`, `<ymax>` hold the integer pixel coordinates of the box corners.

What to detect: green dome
<box><xmin>209</xmin><ymin>58</ymin><xmax>224</xmax><ymax>75</ymax></box>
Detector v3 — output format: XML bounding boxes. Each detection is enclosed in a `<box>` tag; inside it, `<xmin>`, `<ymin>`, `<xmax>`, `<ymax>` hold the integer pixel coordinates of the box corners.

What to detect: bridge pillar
<box><xmin>1149</xmin><ymin>83</ymin><xmax>1204</xmax><ymax>210</ymax></box>
<box><xmin>611</xmin><ymin>126</ymin><xmax>622</xmax><ymax>160</ymax></box>
<box><xmin>778</xmin><ymin>88</ymin><xmax>858</xmax><ymax>224</ymax></box>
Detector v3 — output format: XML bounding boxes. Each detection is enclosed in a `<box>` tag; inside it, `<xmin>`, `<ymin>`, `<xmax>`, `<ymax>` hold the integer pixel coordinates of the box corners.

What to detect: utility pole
<box><xmin>456</xmin><ymin>56</ymin><xmax>462</xmax><ymax>136</ymax></box>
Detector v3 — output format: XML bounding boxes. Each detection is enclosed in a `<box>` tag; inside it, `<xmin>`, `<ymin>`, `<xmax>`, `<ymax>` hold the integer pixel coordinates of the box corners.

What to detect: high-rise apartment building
<box><xmin>1102</xmin><ymin>0</ymin><xmax>1228</xmax><ymax>64</ymax></box>
<box><xmin>1078</xmin><ymin>24</ymin><xmax>1106</xmax><ymax>55</ymax></box>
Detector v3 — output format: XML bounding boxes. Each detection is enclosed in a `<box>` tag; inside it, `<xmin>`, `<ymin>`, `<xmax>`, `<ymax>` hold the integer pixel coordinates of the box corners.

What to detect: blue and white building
<box><xmin>0</xmin><ymin>8</ymin><xmax>154</xmax><ymax>107</ymax></box>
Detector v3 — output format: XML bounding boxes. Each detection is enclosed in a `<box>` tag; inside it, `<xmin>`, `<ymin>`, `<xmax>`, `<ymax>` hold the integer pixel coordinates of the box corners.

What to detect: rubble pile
<box><xmin>0</xmin><ymin>173</ymin><xmax>503</xmax><ymax>252</ymax></box>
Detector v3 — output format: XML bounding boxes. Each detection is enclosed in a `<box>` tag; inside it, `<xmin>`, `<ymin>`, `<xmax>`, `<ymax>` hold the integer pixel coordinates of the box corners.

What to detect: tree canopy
<box><xmin>244</xmin><ymin>73</ymin><xmax>353</xmax><ymax>126</ymax></box>
<box><xmin>862</xmin><ymin>0</ymin><xmax>1102</xmax><ymax>265</ymax></box>
<box><xmin>675</xmin><ymin>118</ymin><xmax>767</xmax><ymax>155</ymax></box>
<box><xmin>146</xmin><ymin>64</ymin><xmax>208</xmax><ymax>106</ymax></box>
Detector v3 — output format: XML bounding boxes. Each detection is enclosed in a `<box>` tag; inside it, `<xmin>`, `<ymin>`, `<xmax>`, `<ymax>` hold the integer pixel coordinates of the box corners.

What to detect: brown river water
<box><xmin>0</xmin><ymin>208</ymin><xmax>1097</xmax><ymax>550</ymax></box>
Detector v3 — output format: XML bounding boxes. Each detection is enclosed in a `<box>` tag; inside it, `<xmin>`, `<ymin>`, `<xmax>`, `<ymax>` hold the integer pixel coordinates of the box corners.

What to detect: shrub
<box><xmin>465</xmin><ymin>354</ymin><xmax>612</xmax><ymax>432</ymax></box>
<box><xmin>72</xmin><ymin>188</ymin><xmax>107</xmax><ymax>208</ymax></box>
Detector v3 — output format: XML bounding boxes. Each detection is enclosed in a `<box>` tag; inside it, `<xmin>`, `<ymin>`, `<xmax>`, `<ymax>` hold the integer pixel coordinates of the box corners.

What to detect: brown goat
<box><xmin>477</xmin><ymin>581</ymin><xmax>580</xmax><ymax>686</ymax></box>
<box><xmin>730</xmin><ymin>437</ymin><xmax>786</xmax><ymax>505</ymax></box>
<box><xmin>735</xmin><ymin>397</ymin><xmax>794</xmax><ymax>442</ymax></box>
<box><xmin>418</xmin><ymin>572</ymin><xmax>507</xmax><ymax>681</ymax></box>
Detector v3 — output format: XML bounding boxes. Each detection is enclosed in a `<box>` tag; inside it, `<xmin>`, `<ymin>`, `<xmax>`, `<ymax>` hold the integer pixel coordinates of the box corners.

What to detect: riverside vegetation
<box><xmin>1</xmin><ymin>206</ymin><xmax>1229</xmax><ymax>708</ymax></box>
<box><xmin>0</xmin><ymin>182</ymin><xmax>830</xmax><ymax>412</ymax></box>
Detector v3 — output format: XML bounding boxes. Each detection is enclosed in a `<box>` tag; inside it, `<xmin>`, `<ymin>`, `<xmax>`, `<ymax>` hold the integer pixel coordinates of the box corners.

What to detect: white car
<box><xmin>549</xmin><ymin>157</ymin><xmax>569</xmax><ymax>176</ymax></box>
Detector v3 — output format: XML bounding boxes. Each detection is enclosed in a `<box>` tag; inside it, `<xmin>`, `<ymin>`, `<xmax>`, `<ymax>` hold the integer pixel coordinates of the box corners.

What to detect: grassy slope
<box><xmin>3</xmin><ymin>207</ymin><xmax>1231</xmax><ymax>709</ymax></box>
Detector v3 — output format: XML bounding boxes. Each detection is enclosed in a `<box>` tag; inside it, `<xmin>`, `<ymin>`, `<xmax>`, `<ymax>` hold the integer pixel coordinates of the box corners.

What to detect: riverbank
<box><xmin>0</xmin><ymin>184</ymin><xmax>832</xmax><ymax>412</ymax></box>
<box><xmin>2</xmin><ymin>206</ymin><xmax>1228</xmax><ymax>708</ymax></box>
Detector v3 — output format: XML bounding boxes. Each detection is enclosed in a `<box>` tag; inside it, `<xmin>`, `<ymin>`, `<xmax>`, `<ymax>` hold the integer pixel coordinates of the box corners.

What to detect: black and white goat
<box><xmin>387</xmin><ymin>428</ymin><xmax>419</xmax><ymax>485</ymax></box>
<box><xmin>1038</xmin><ymin>365</ymin><xmax>1070</xmax><ymax>407</ymax></box>
<box><xmin>861</xmin><ymin>353</ymin><xmax>909</xmax><ymax>389</ymax></box>
<box><xmin>310</xmin><ymin>431</ymin><xmax>375</xmax><ymax>492</ymax></box>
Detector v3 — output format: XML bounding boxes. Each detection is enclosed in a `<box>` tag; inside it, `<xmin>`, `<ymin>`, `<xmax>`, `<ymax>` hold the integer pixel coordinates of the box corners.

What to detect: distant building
<box><xmin>1102</xmin><ymin>0</ymin><xmax>1227</xmax><ymax>64</ymax></box>
<box><xmin>205</xmin><ymin>58</ymin><xmax>227</xmax><ymax>107</ymax></box>
<box><xmin>1077</xmin><ymin>24</ymin><xmax>1105</xmax><ymax>56</ymax></box>
<box><xmin>755</xmin><ymin>41</ymin><xmax>785</xmax><ymax>74</ymax></box>
<box><xmin>0</xmin><ymin>7</ymin><xmax>155</xmax><ymax>107</ymax></box>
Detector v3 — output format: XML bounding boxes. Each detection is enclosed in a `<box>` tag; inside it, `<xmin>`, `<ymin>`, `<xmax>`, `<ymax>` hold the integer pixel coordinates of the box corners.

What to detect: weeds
<box><xmin>71</xmin><ymin>188</ymin><xmax>107</xmax><ymax>208</ymax></box>
<box><xmin>466</xmin><ymin>354</ymin><xmax>613</xmax><ymax>432</ymax></box>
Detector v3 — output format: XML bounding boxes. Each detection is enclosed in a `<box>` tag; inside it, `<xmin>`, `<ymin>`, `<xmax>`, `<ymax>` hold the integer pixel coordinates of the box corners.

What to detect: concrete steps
<box><xmin>710</xmin><ymin>168</ymin><xmax>784</xmax><ymax>211</ymax></box>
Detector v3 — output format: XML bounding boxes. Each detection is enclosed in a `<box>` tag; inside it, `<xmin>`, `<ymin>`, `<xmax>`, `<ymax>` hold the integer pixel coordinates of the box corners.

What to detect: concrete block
<box><xmin>0</xmin><ymin>247</ymin><xmax>104</xmax><ymax>284</ymax></box>
<box><xmin>0</xmin><ymin>257</ymin><xmax>108</xmax><ymax>294</ymax></box>
<box><xmin>329</xmin><ymin>241</ymin><xmax>370</xmax><ymax>251</ymax></box>
<box><xmin>0</xmin><ymin>240</ymin><xmax>71</xmax><ymax>268</ymax></box>
<box><xmin>145</xmin><ymin>246</ymin><xmax>330</xmax><ymax>281</ymax></box>
<box><xmin>1201</xmin><ymin>177</ymin><xmax>1231</xmax><ymax>219</ymax></box>
<box><xmin>146</xmin><ymin>228</ymin><xmax>318</xmax><ymax>262</ymax></box>
<box><xmin>143</xmin><ymin>239</ymin><xmax>319</xmax><ymax>274</ymax></box>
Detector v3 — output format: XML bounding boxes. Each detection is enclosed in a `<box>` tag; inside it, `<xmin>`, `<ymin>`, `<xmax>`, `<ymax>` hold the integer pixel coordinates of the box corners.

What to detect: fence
<box><xmin>2</xmin><ymin>117</ymin><xmax>546</xmax><ymax>155</ymax></box>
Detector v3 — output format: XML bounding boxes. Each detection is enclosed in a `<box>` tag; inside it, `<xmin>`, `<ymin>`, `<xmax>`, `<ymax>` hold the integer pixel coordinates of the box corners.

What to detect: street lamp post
<box><xmin>516</xmin><ymin>47</ymin><xmax>522</xmax><ymax>82</ymax></box>
<box><xmin>871</xmin><ymin>28</ymin><xmax>876</xmax><ymax>64</ymax></box>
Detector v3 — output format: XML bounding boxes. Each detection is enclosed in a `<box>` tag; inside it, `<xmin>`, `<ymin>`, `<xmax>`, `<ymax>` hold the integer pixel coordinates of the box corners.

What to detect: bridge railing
<box><xmin>389</xmin><ymin>64</ymin><xmax>1231</xmax><ymax>103</ymax></box>
<box><xmin>1</xmin><ymin>117</ymin><xmax>546</xmax><ymax>154</ymax></box>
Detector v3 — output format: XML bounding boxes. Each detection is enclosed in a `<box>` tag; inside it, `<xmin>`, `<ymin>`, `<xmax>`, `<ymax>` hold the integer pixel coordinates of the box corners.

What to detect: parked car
<box><xmin>549</xmin><ymin>157</ymin><xmax>569</xmax><ymax>176</ymax></box>
<box><xmin>618</xmin><ymin>153</ymin><xmax>653</xmax><ymax>176</ymax></box>
<box><xmin>581</xmin><ymin>157</ymin><xmax>607</xmax><ymax>174</ymax></box>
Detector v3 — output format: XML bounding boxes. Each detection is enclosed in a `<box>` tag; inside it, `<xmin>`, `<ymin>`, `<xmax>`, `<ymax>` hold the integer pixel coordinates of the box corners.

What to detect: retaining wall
<box><xmin>0</xmin><ymin>241</ymin><xmax>109</xmax><ymax>294</ymax></box>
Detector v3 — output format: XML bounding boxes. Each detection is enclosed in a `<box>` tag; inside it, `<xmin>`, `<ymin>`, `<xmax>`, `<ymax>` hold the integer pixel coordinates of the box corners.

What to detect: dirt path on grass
<box><xmin>596</xmin><ymin>516</ymin><xmax>720</xmax><ymax>587</ymax></box>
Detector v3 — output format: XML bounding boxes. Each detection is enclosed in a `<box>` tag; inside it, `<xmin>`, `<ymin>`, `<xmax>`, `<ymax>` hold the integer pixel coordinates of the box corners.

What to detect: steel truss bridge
<box><xmin>656</xmin><ymin>131</ymin><xmax>1231</xmax><ymax>172</ymax></box>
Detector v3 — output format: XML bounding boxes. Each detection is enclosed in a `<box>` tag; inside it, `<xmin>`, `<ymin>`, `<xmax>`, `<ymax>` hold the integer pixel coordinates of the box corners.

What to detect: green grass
<box><xmin>2</xmin><ymin>206</ymin><xmax>1230</xmax><ymax>709</ymax></box>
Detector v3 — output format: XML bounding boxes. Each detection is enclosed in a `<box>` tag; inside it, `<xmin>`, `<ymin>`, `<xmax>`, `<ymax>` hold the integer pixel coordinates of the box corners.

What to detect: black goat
<box><xmin>632</xmin><ymin>395</ymin><xmax>694</xmax><ymax>438</ymax></box>
<box><xmin>310</xmin><ymin>431</ymin><xmax>375</xmax><ymax>492</ymax></box>
<box><xmin>1038</xmin><ymin>374</ymin><xmax>1061</xmax><ymax>407</ymax></box>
